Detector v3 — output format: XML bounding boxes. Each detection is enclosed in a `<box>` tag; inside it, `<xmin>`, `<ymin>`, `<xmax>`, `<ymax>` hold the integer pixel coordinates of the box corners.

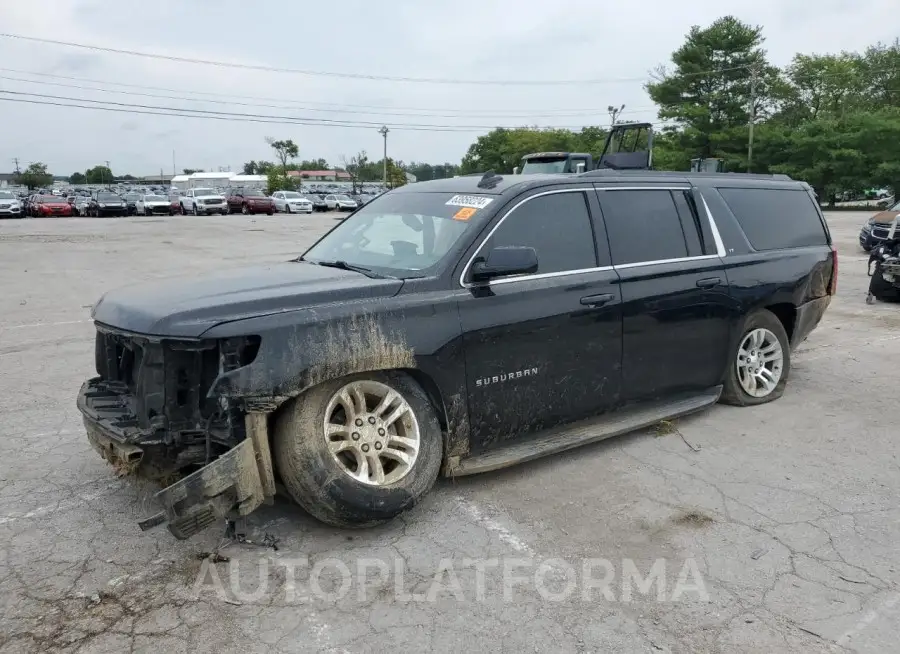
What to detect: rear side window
<box><xmin>718</xmin><ymin>188</ymin><xmax>827</xmax><ymax>250</ymax></box>
<box><xmin>483</xmin><ymin>191</ymin><xmax>597</xmax><ymax>274</ymax></box>
<box><xmin>598</xmin><ymin>189</ymin><xmax>692</xmax><ymax>265</ymax></box>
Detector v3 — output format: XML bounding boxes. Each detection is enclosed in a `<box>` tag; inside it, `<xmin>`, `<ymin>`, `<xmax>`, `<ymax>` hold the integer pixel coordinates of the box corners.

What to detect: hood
<box><xmin>92</xmin><ymin>261</ymin><xmax>404</xmax><ymax>338</ymax></box>
<box><xmin>871</xmin><ymin>210</ymin><xmax>900</xmax><ymax>225</ymax></box>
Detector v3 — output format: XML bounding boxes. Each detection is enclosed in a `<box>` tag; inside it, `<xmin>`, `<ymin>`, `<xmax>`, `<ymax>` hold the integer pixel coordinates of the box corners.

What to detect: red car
<box><xmin>225</xmin><ymin>187</ymin><xmax>275</xmax><ymax>215</ymax></box>
<box><xmin>31</xmin><ymin>195</ymin><xmax>74</xmax><ymax>217</ymax></box>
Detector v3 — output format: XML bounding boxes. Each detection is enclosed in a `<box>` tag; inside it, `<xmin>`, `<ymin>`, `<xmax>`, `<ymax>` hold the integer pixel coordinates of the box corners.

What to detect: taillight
<box><xmin>829</xmin><ymin>245</ymin><xmax>838</xmax><ymax>295</ymax></box>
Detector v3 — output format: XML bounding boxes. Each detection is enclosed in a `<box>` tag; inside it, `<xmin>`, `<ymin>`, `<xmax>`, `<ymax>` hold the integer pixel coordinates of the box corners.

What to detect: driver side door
<box><xmin>457</xmin><ymin>188</ymin><xmax>624</xmax><ymax>453</ymax></box>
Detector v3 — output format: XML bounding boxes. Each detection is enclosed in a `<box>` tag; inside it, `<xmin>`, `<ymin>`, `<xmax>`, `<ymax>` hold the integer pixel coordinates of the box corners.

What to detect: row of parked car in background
<box><xmin>0</xmin><ymin>186</ymin><xmax>380</xmax><ymax>219</ymax></box>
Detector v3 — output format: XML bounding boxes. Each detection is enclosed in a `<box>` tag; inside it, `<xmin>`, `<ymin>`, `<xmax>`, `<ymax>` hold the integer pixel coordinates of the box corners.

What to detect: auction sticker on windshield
<box><xmin>445</xmin><ymin>195</ymin><xmax>494</xmax><ymax>209</ymax></box>
<box><xmin>452</xmin><ymin>207</ymin><xmax>478</xmax><ymax>221</ymax></box>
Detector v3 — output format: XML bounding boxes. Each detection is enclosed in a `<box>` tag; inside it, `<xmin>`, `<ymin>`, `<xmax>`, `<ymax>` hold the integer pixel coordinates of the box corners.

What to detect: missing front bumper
<box><xmin>81</xmin><ymin>393</ymin><xmax>276</xmax><ymax>539</ymax></box>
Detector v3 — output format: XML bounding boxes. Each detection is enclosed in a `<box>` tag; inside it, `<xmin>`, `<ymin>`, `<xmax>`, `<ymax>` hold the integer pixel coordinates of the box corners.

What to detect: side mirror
<box><xmin>575</xmin><ymin>162</ymin><xmax>586</xmax><ymax>173</ymax></box>
<box><xmin>512</xmin><ymin>166</ymin><xmax>520</xmax><ymax>174</ymax></box>
<box><xmin>470</xmin><ymin>246</ymin><xmax>538</xmax><ymax>283</ymax></box>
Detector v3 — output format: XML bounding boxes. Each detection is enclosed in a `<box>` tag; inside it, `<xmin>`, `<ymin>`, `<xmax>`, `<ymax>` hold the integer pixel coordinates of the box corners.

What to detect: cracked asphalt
<box><xmin>1</xmin><ymin>210</ymin><xmax>898</xmax><ymax>653</ymax></box>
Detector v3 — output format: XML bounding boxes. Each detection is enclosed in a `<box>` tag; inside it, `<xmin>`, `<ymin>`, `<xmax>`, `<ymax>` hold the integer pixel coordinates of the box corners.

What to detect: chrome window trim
<box><xmin>614</xmin><ymin>254</ymin><xmax>719</xmax><ymax>270</ymax></box>
<box><xmin>458</xmin><ymin>185</ymin><xmax>727</xmax><ymax>289</ymax></box>
<box><xmin>696</xmin><ymin>190</ymin><xmax>728</xmax><ymax>257</ymax></box>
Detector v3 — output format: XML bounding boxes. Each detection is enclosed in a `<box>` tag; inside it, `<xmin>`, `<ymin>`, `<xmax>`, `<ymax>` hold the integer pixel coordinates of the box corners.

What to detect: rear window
<box><xmin>718</xmin><ymin>188</ymin><xmax>827</xmax><ymax>251</ymax></box>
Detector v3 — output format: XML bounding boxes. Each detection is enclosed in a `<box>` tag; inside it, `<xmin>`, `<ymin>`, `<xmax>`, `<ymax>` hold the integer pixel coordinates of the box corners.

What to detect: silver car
<box><xmin>272</xmin><ymin>191</ymin><xmax>313</xmax><ymax>214</ymax></box>
<box><xmin>0</xmin><ymin>191</ymin><xmax>23</xmax><ymax>218</ymax></box>
<box><xmin>324</xmin><ymin>194</ymin><xmax>358</xmax><ymax>211</ymax></box>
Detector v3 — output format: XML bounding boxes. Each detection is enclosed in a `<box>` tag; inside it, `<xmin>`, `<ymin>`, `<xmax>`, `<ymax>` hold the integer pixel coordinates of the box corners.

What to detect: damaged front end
<box><xmin>77</xmin><ymin>325</ymin><xmax>276</xmax><ymax>539</ymax></box>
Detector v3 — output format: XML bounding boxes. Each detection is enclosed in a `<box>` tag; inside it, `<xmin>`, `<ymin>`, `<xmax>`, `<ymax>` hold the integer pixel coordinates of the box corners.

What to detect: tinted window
<box><xmin>599</xmin><ymin>190</ymin><xmax>689</xmax><ymax>265</ymax></box>
<box><xmin>718</xmin><ymin>188</ymin><xmax>828</xmax><ymax>250</ymax></box>
<box><xmin>483</xmin><ymin>192</ymin><xmax>596</xmax><ymax>275</ymax></box>
<box><xmin>671</xmin><ymin>191</ymin><xmax>704</xmax><ymax>257</ymax></box>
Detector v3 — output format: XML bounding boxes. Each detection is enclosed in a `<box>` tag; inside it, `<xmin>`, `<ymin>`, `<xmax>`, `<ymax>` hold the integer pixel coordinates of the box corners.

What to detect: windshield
<box><xmin>335</xmin><ymin>194</ymin><xmax>351</xmax><ymax>201</ymax></box>
<box><xmin>282</xmin><ymin>191</ymin><xmax>301</xmax><ymax>198</ymax></box>
<box><xmin>890</xmin><ymin>200</ymin><xmax>900</xmax><ymax>212</ymax></box>
<box><xmin>0</xmin><ymin>191</ymin><xmax>14</xmax><ymax>199</ymax></box>
<box><xmin>39</xmin><ymin>195</ymin><xmax>61</xmax><ymax>202</ymax></box>
<box><xmin>302</xmin><ymin>192</ymin><xmax>482</xmax><ymax>278</ymax></box>
<box><xmin>520</xmin><ymin>158</ymin><xmax>569</xmax><ymax>174</ymax></box>
<box><xmin>194</xmin><ymin>189</ymin><xmax>216</xmax><ymax>196</ymax></box>
<box><xmin>125</xmin><ymin>194</ymin><xmax>141</xmax><ymax>201</ymax></box>
<box><xmin>98</xmin><ymin>194</ymin><xmax>120</xmax><ymax>201</ymax></box>
<box><xmin>143</xmin><ymin>195</ymin><xmax>166</xmax><ymax>201</ymax></box>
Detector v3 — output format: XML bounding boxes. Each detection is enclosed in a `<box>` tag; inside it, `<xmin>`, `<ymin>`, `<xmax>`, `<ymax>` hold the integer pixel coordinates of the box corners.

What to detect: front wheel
<box><xmin>242</xmin><ymin>204</ymin><xmax>249</xmax><ymax>215</ymax></box>
<box><xmin>273</xmin><ymin>372</ymin><xmax>442</xmax><ymax>528</ymax></box>
<box><xmin>285</xmin><ymin>204</ymin><xmax>292</xmax><ymax>214</ymax></box>
<box><xmin>721</xmin><ymin>309</ymin><xmax>791</xmax><ymax>406</ymax></box>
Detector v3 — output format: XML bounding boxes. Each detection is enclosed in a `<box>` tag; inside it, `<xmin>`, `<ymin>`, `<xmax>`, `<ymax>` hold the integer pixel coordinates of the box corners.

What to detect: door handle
<box><xmin>580</xmin><ymin>293</ymin><xmax>614</xmax><ymax>307</ymax></box>
<box><xmin>696</xmin><ymin>277</ymin><xmax>721</xmax><ymax>288</ymax></box>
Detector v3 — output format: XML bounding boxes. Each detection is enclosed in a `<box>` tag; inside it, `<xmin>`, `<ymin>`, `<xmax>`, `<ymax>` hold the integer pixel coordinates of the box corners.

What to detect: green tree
<box><xmin>342</xmin><ymin>151</ymin><xmax>369</xmax><ymax>193</ymax></box>
<box><xmin>242</xmin><ymin>161</ymin><xmax>259</xmax><ymax>175</ymax></box>
<box><xmin>386</xmin><ymin>158</ymin><xmax>407</xmax><ymax>189</ymax></box>
<box><xmin>16</xmin><ymin>162</ymin><xmax>53</xmax><ymax>190</ymax></box>
<box><xmin>265</xmin><ymin>168</ymin><xmax>294</xmax><ymax>195</ymax></box>
<box><xmin>182</xmin><ymin>168</ymin><xmax>203</xmax><ymax>175</ymax></box>
<box><xmin>645</xmin><ymin>16</ymin><xmax>779</xmax><ymax>163</ymax></box>
<box><xmin>266</xmin><ymin>138</ymin><xmax>299</xmax><ymax>173</ymax></box>
<box><xmin>84</xmin><ymin>165</ymin><xmax>114</xmax><ymax>185</ymax></box>
<box><xmin>292</xmin><ymin>158</ymin><xmax>329</xmax><ymax>171</ymax></box>
<box><xmin>69</xmin><ymin>172</ymin><xmax>87</xmax><ymax>184</ymax></box>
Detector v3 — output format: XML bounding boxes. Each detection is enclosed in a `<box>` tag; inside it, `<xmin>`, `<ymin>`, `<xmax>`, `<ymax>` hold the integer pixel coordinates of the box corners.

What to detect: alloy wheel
<box><xmin>323</xmin><ymin>380</ymin><xmax>420</xmax><ymax>486</ymax></box>
<box><xmin>736</xmin><ymin>328</ymin><xmax>784</xmax><ymax>398</ymax></box>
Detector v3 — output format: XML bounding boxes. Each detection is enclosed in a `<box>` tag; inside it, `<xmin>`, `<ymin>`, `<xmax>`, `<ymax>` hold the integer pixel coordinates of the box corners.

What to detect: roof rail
<box><xmin>578</xmin><ymin>169</ymin><xmax>793</xmax><ymax>181</ymax></box>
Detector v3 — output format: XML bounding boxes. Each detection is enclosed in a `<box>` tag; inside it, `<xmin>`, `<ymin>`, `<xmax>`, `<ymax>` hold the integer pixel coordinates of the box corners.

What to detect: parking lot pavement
<box><xmin>0</xmin><ymin>211</ymin><xmax>896</xmax><ymax>653</ymax></box>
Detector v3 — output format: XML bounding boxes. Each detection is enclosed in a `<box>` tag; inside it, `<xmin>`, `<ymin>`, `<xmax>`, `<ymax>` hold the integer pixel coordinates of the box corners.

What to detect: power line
<box><xmin>0</xmin><ymin>67</ymin><xmax>664</xmax><ymax>116</ymax></box>
<box><xmin>0</xmin><ymin>73</ymin><xmax>653</xmax><ymax>119</ymax></box>
<box><xmin>0</xmin><ymin>33</ymin><xmax>752</xmax><ymax>86</ymax></box>
<box><xmin>0</xmin><ymin>93</ymin><xmax>674</xmax><ymax>133</ymax></box>
<box><xmin>0</xmin><ymin>89</ymin><xmax>641</xmax><ymax>130</ymax></box>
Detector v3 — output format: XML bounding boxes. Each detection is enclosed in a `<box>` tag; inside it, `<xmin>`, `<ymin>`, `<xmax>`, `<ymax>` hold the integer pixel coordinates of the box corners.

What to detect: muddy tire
<box><xmin>721</xmin><ymin>309</ymin><xmax>791</xmax><ymax>406</ymax></box>
<box><xmin>273</xmin><ymin>371</ymin><xmax>442</xmax><ymax>528</ymax></box>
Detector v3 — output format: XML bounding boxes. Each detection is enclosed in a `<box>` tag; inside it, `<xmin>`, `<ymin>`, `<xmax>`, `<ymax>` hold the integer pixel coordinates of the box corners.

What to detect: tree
<box><xmin>645</xmin><ymin>16</ymin><xmax>780</xmax><ymax>162</ymax></box>
<box><xmin>266</xmin><ymin>138</ymin><xmax>299</xmax><ymax>173</ymax></box>
<box><xmin>69</xmin><ymin>172</ymin><xmax>87</xmax><ymax>184</ymax></box>
<box><xmin>293</xmin><ymin>158</ymin><xmax>329</xmax><ymax>171</ymax></box>
<box><xmin>84</xmin><ymin>165</ymin><xmax>114</xmax><ymax>185</ymax></box>
<box><xmin>16</xmin><ymin>162</ymin><xmax>53</xmax><ymax>190</ymax></box>
<box><xmin>342</xmin><ymin>151</ymin><xmax>369</xmax><ymax>193</ymax></box>
<box><xmin>182</xmin><ymin>168</ymin><xmax>203</xmax><ymax>175</ymax></box>
<box><xmin>265</xmin><ymin>168</ymin><xmax>294</xmax><ymax>195</ymax></box>
<box><xmin>386</xmin><ymin>158</ymin><xmax>407</xmax><ymax>189</ymax></box>
<box><xmin>459</xmin><ymin>126</ymin><xmax>608</xmax><ymax>174</ymax></box>
<box><xmin>242</xmin><ymin>161</ymin><xmax>259</xmax><ymax>175</ymax></box>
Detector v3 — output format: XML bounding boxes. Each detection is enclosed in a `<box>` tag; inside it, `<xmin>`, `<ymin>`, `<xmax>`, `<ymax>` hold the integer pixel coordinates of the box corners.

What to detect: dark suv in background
<box><xmin>78</xmin><ymin>169</ymin><xmax>835</xmax><ymax>539</ymax></box>
<box><xmin>88</xmin><ymin>191</ymin><xmax>127</xmax><ymax>217</ymax></box>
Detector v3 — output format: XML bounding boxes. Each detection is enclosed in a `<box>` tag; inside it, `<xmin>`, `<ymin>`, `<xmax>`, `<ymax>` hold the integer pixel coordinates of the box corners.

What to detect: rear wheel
<box><xmin>273</xmin><ymin>371</ymin><xmax>442</xmax><ymax>528</ymax></box>
<box><xmin>721</xmin><ymin>309</ymin><xmax>791</xmax><ymax>406</ymax></box>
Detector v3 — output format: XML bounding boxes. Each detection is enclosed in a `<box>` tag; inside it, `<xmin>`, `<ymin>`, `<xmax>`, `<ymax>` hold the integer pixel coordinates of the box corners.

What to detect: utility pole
<box><xmin>378</xmin><ymin>125</ymin><xmax>389</xmax><ymax>187</ymax></box>
<box><xmin>172</xmin><ymin>150</ymin><xmax>176</xmax><ymax>176</ymax></box>
<box><xmin>607</xmin><ymin>104</ymin><xmax>625</xmax><ymax>125</ymax></box>
<box><xmin>747</xmin><ymin>63</ymin><xmax>760</xmax><ymax>173</ymax></box>
<box><xmin>105</xmin><ymin>160</ymin><xmax>111</xmax><ymax>189</ymax></box>
<box><xmin>12</xmin><ymin>157</ymin><xmax>20</xmax><ymax>175</ymax></box>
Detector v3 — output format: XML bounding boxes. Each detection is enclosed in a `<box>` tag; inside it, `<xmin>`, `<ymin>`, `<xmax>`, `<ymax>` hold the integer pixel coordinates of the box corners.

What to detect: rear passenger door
<box><xmin>458</xmin><ymin>188</ymin><xmax>623</xmax><ymax>452</ymax></box>
<box><xmin>594</xmin><ymin>185</ymin><xmax>738</xmax><ymax>401</ymax></box>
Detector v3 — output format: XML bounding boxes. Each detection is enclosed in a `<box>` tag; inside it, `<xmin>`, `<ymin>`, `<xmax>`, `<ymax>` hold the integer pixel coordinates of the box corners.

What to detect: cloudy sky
<box><xmin>0</xmin><ymin>0</ymin><xmax>895</xmax><ymax>176</ymax></box>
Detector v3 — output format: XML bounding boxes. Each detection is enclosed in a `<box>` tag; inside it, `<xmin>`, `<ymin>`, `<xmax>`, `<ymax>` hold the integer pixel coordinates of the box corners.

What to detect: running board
<box><xmin>452</xmin><ymin>386</ymin><xmax>721</xmax><ymax>476</ymax></box>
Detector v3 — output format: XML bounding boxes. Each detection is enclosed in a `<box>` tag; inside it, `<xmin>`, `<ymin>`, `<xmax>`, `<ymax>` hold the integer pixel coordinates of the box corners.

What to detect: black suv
<box><xmin>78</xmin><ymin>170</ymin><xmax>836</xmax><ymax>539</ymax></box>
<box><xmin>88</xmin><ymin>191</ymin><xmax>127</xmax><ymax>217</ymax></box>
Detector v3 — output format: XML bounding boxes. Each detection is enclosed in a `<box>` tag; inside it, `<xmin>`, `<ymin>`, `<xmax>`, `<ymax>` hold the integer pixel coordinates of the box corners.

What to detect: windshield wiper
<box><xmin>313</xmin><ymin>260</ymin><xmax>393</xmax><ymax>279</ymax></box>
